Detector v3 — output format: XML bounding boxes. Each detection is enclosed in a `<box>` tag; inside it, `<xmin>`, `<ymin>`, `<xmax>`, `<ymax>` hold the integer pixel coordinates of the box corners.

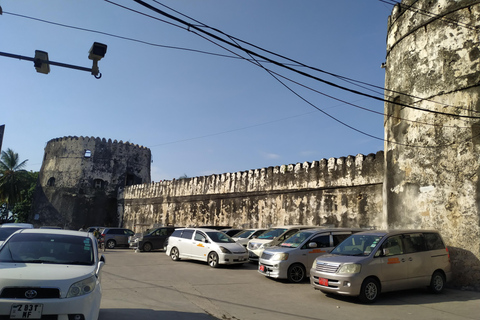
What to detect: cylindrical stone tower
<box><xmin>384</xmin><ymin>0</ymin><xmax>480</xmax><ymax>289</ymax></box>
<box><xmin>31</xmin><ymin>136</ymin><xmax>151</xmax><ymax>229</ymax></box>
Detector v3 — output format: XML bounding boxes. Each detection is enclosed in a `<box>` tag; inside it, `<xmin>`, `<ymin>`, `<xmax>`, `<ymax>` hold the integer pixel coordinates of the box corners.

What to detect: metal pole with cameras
<box><xmin>0</xmin><ymin>42</ymin><xmax>107</xmax><ymax>79</ymax></box>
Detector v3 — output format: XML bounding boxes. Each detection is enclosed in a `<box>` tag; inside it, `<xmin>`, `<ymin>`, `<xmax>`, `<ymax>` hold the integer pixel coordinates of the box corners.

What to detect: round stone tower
<box><xmin>384</xmin><ymin>0</ymin><xmax>480</xmax><ymax>289</ymax></box>
<box><xmin>32</xmin><ymin>136</ymin><xmax>151</xmax><ymax>229</ymax></box>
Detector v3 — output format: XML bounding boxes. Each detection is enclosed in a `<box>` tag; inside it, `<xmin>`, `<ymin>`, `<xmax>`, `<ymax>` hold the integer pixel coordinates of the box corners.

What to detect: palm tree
<box><xmin>0</xmin><ymin>148</ymin><xmax>29</xmax><ymax>212</ymax></box>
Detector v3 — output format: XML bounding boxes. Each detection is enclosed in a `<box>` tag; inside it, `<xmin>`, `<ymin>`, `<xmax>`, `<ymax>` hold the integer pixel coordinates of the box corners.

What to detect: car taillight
<box><xmin>446</xmin><ymin>247</ymin><xmax>450</xmax><ymax>262</ymax></box>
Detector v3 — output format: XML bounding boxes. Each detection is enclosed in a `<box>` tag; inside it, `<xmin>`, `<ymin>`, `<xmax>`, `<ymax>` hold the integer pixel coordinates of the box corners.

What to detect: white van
<box><xmin>310</xmin><ymin>230</ymin><xmax>452</xmax><ymax>303</ymax></box>
<box><xmin>259</xmin><ymin>228</ymin><xmax>364</xmax><ymax>282</ymax></box>
<box><xmin>247</xmin><ymin>225</ymin><xmax>313</xmax><ymax>262</ymax></box>
<box><xmin>166</xmin><ymin>228</ymin><xmax>248</xmax><ymax>268</ymax></box>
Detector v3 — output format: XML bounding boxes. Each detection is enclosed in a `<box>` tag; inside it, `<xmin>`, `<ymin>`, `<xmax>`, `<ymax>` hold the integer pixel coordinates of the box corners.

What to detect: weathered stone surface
<box><xmin>31</xmin><ymin>136</ymin><xmax>151</xmax><ymax>229</ymax></box>
<box><xmin>121</xmin><ymin>152</ymin><xmax>384</xmax><ymax>232</ymax></box>
<box><xmin>385</xmin><ymin>0</ymin><xmax>480</xmax><ymax>290</ymax></box>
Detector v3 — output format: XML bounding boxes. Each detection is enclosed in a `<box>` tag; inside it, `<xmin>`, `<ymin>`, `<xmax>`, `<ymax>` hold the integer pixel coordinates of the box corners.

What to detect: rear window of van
<box><xmin>424</xmin><ymin>232</ymin><xmax>445</xmax><ymax>250</ymax></box>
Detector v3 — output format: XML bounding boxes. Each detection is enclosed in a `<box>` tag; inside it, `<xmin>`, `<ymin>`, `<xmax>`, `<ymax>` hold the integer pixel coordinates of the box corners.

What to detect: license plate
<box><xmin>259</xmin><ymin>265</ymin><xmax>265</xmax><ymax>272</ymax></box>
<box><xmin>10</xmin><ymin>304</ymin><xmax>43</xmax><ymax>319</ymax></box>
<box><xmin>318</xmin><ymin>277</ymin><xmax>329</xmax><ymax>286</ymax></box>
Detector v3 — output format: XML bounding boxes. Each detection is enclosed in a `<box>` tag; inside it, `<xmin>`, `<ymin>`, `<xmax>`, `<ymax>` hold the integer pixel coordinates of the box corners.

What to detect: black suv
<box><xmin>129</xmin><ymin>226</ymin><xmax>176</xmax><ymax>252</ymax></box>
<box><xmin>100</xmin><ymin>228</ymin><xmax>135</xmax><ymax>249</ymax></box>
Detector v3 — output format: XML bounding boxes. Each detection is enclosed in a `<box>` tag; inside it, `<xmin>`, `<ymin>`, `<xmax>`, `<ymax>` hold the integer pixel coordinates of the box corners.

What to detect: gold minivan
<box><xmin>310</xmin><ymin>230</ymin><xmax>452</xmax><ymax>303</ymax></box>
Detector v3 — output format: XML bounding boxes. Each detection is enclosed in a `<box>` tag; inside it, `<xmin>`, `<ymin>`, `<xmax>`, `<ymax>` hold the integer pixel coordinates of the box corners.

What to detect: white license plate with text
<box><xmin>10</xmin><ymin>304</ymin><xmax>43</xmax><ymax>319</ymax></box>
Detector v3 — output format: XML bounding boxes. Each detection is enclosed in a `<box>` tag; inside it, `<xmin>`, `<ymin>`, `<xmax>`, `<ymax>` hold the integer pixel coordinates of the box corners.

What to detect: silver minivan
<box><xmin>310</xmin><ymin>229</ymin><xmax>452</xmax><ymax>303</ymax></box>
<box><xmin>259</xmin><ymin>228</ymin><xmax>364</xmax><ymax>283</ymax></box>
<box><xmin>247</xmin><ymin>225</ymin><xmax>313</xmax><ymax>262</ymax></box>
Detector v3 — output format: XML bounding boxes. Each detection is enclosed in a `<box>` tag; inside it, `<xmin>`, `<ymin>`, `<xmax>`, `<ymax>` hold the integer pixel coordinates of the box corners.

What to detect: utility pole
<box><xmin>0</xmin><ymin>125</ymin><xmax>4</xmax><ymax>154</ymax></box>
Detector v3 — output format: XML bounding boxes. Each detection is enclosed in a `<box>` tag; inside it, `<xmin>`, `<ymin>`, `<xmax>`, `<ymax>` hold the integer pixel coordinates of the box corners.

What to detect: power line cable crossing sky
<box><xmin>1</xmin><ymin>0</ymin><xmax>477</xmax><ymax>181</ymax></box>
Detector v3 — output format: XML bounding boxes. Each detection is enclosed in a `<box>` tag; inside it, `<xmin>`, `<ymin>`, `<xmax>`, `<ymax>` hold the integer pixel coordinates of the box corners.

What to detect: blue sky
<box><xmin>1</xmin><ymin>0</ymin><xmax>392</xmax><ymax>181</ymax></box>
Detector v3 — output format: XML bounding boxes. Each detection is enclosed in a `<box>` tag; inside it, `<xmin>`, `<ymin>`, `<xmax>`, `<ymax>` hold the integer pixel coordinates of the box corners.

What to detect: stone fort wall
<box><xmin>32</xmin><ymin>136</ymin><xmax>151</xmax><ymax>229</ymax></box>
<box><xmin>384</xmin><ymin>0</ymin><xmax>480</xmax><ymax>290</ymax></box>
<box><xmin>121</xmin><ymin>151</ymin><xmax>384</xmax><ymax>232</ymax></box>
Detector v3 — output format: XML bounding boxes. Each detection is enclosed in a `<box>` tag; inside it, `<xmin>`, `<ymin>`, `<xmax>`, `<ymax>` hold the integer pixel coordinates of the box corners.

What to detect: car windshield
<box><xmin>330</xmin><ymin>234</ymin><xmax>383</xmax><ymax>256</ymax></box>
<box><xmin>0</xmin><ymin>228</ymin><xmax>22</xmax><ymax>241</ymax></box>
<box><xmin>234</xmin><ymin>230</ymin><xmax>255</xmax><ymax>239</ymax></box>
<box><xmin>257</xmin><ymin>228</ymin><xmax>287</xmax><ymax>240</ymax></box>
<box><xmin>206</xmin><ymin>231</ymin><xmax>235</xmax><ymax>243</ymax></box>
<box><xmin>280</xmin><ymin>231</ymin><xmax>311</xmax><ymax>248</ymax></box>
<box><xmin>0</xmin><ymin>233</ymin><xmax>95</xmax><ymax>265</ymax></box>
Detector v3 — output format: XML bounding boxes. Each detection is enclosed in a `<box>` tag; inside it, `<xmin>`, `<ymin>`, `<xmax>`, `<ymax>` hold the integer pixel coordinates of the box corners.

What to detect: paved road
<box><xmin>99</xmin><ymin>249</ymin><xmax>480</xmax><ymax>320</ymax></box>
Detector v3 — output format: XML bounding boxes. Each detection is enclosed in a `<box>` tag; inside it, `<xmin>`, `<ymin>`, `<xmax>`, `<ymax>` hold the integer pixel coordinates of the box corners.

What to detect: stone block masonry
<box><xmin>121</xmin><ymin>151</ymin><xmax>384</xmax><ymax>232</ymax></box>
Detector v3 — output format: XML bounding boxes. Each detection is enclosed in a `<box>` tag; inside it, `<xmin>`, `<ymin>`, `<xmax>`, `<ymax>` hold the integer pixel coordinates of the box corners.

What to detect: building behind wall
<box><xmin>31</xmin><ymin>136</ymin><xmax>151</xmax><ymax>229</ymax></box>
<box><xmin>384</xmin><ymin>0</ymin><xmax>480</xmax><ymax>289</ymax></box>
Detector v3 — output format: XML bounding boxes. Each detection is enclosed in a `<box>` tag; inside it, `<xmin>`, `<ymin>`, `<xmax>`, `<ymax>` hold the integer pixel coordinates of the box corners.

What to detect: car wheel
<box><xmin>143</xmin><ymin>242</ymin><xmax>153</xmax><ymax>252</ymax></box>
<box><xmin>359</xmin><ymin>277</ymin><xmax>380</xmax><ymax>303</ymax></box>
<box><xmin>208</xmin><ymin>252</ymin><xmax>219</xmax><ymax>268</ymax></box>
<box><xmin>287</xmin><ymin>263</ymin><xmax>306</xmax><ymax>283</ymax></box>
<box><xmin>170</xmin><ymin>247</ymin><xmax>180</xmax><ymax>261</ymax></box>
<box><xmin>106</xmin><ymin>240</ymin><xmax>116</xmax><ymax>249</ymax></box>
<box><xmin>429</xmin><ymin>271</ymin><xmax>446</xmax><ymax>293</ymax></box>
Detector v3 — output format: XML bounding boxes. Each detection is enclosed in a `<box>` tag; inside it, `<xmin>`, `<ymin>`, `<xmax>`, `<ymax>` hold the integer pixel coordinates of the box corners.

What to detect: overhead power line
<box><xmin>123</xmin><ymin>0</ymin><xmax>480</xmax><ymax>121</ymax></box>
<box><xmin>122</xmin><ymin>0</ymin><xmax>480</xmax><ymax>149</ymax></box>
<box><xmin>7</xmin><ymin>7</ymin><xmax>478</xmax><ymax>119</ymax></box>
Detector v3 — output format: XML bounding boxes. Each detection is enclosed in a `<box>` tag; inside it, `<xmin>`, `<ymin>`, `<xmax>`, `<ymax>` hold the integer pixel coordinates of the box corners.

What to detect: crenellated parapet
<box><xmin>124</xmin><ymin>151</ymin><xmax>384</xmax><ymax>200</ymax></box>
<box><xmin>47</xmin><ymin>136</ymin><xmax>149</xmax><ymax>150</ymax></box>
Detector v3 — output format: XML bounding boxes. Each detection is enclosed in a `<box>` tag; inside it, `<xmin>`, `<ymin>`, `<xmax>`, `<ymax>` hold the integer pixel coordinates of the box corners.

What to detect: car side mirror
<box><xmin>308</xmin><ymin>242</ymin><xmax>318</xmax><ymax>248</ymax></box>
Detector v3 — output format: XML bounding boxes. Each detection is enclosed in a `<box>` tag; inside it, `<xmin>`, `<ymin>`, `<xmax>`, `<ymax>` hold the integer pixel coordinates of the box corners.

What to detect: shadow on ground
<box><xmin>100</xmin><ymin>308</ymin><xmax>220</xmax><ymax>320</ymax></box>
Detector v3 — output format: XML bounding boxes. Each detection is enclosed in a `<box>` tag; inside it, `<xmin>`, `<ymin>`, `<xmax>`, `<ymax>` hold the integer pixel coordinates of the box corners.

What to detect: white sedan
<box><xmin>0</xmin><ymin>229</ymin><xmax>105</xmax><ymax>320</ymax></box>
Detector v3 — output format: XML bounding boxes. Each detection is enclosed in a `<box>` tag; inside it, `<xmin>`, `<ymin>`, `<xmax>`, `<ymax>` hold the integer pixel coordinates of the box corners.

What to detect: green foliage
<box><xmin>0</xmin><ymin>149</ymin><xmax>37</xmax><ymax>223</ymax></box>
<box><xmin>12</xmin><ymin>172</ymin><xmax>38</xmax><ymax>222</ymax></box>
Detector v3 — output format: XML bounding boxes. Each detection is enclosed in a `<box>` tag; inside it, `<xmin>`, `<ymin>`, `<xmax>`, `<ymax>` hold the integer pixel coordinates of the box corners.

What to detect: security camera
<box><xmin>88</xmin><ymin>42</ymin><xmax>107</xmax><ymax>61</ymax></box>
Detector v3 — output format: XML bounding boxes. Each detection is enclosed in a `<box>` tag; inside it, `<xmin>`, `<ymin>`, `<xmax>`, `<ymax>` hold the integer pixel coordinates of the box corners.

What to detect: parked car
<box><xmin>0</xmin><ymin>223</ymin><xmax>34</xmax><ymax>228</ymax></box>
<box><xmin>99</xmin><ymin>227</ymin><xmax>135</xmax><ymax>249</ymax></box>
<box><xmin>220</xmin><ymin>228</ymin><xmax>244</xmax><ymax>237</ymax></box>
<box><xmin>129</xmin><ymin>226</ymin><xmax>176</xmax><ymax>252</ymax></box>
<box><xmin>166</xmin><ymin>228</ymin><xmax>248</xmax><ymax>268</ymax></box>
<box><xmin>247</xmin><ymin>225</ymin><xmax>313</xmax><ymax>262</ymax></box>
<box><xmin>232</xmin><ymin>229</ymin><xmax>267</xmax><ymax>247</ymax></box>
<box><xmin>310</xmin><ymin>229</ymin><xmax>452</xmax><ymax>303</ymax></box>
<box><xmin>258</xmin><ymin>228</ymin><xmax>364</xmax><ymax>283</ymax></box>
<box><xmin>0</xmin><ymin>223</ymin><xmax>34</xmax><ymax>247</ymax></box>
<box><xmin>0</xmin><ymin>228</ymin><xmax>105</xmax><ymax>320</ymax></box>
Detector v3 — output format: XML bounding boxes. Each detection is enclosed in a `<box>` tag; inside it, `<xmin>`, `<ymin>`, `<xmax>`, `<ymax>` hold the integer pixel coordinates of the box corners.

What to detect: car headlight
<box><xmin>337</xmin><ymin>263</ymin><xmax>361</xmax><ymax>274</ymax></box>
<box><xmin>272</xmin><ymin>253</ymin><xmax>289</xmax><ymax>261</ymax></box>
<box><xmin>67</xmin><ymin>275</ymin><xmax>97</xmax><ymax>298</ymax></box>
<box><xmin>219</xmin><ymin>246</ymin><xmax>232</xmax><ymax>254</ymax></box>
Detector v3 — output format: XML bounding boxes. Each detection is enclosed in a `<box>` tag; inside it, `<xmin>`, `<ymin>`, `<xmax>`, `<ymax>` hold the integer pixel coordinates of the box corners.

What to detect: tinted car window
<box><xmin>206</xmin><ymin>231</ymin><xmax>235</xmax><ymax>243</ymax></box>
<box><xmin>281</xmin><ymin>231</ymin><xmax>310</xmax><ymax>248</ymax></box>
<box><xmin>332</xmin><ymin>234</ymin><xmax>350</xmax><ymax>246</ymax></box>
<box><xmin>280</xmin><ymin>229</ymin><xmax>299</xmax><ymax>241</ymax></box>
<box><xmin>181</xmin><ymin>230</ymin><xmax>194</xmax><ymax>239</ymax></box>
<box><xmin>309</xmin><ymin>234</ymin><xmax>330</xmax><ymax>248</ymax></box>
<box><xmin>424</xmin><ymin>232</ymin><xmax>445</xmax><ymax>250</ymax></box>
<box><xmin>0</xmin><ymin>227</ymin><xmax>22</xmax><ymax>241</ymax></box>
<box><xmin>382</xmin><ymin>235</ymin><xmax>404</xmax><ymax>256</ymax></box>
<box><xmin>403</xmin><ymin>233</ymin><xmax>427</xmax><ymax>253</ymax></box>
<box><xmin>194</xmin><ymin>231</ymin><xmax>206</xmax><ymax>242</ymax></box>
<box><xmin>171</xmin><ymin>230</ymin><xmax>183</xmax><ymax>238</ymax></box>
<box><xmin>0</xmin><ymin>233</ymin><xmax>94</xmax><ymax>265</ymax></box>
